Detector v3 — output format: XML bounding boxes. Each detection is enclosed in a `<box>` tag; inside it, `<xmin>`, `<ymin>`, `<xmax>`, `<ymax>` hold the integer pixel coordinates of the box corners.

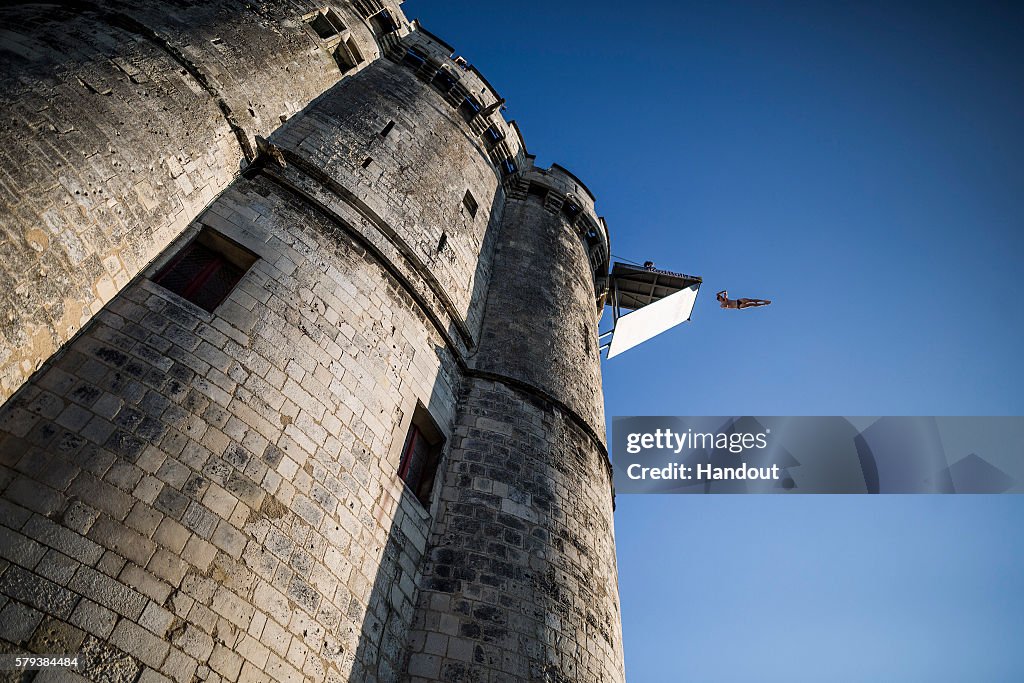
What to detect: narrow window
<box><xmin>362</xmin><ymin>157</ymin><xmax>373</xmax><ymax>169</ymax></box>
<box><xmin>309</xmin><ymin>12</ymin><xmax>339</xmax><ymax>40</ymax></box>
<box><xmin>501</xmin><ymin>158</ymin><xmax>518</xmax><ymax>177</ymax></box>
<box><xmin>334</xmin><ymin>46</ymin><xmax>357</xmax><ymax>72</ymax></box>
<box><xmin>459</xmin><ymin>96</ymin><xmax>480</xmax><ymax>122</ymax></box>
<box><xmin>403</xmin><ymin>48</ymin><xmax>427</xmax><ymax>70</ymax></box>
<box><xmin>369</xmin><ymin>9</ymin><xmax>399</xmax><ymax>35</ymax></box>
<box><xmin>334</xmin><ymin>36</ymin><xmax>364</xmax><ymax>73</ymax></box>
<box><xmin>324</xmin><ymin>9</ymin><xmax>346</xmax><ymax>32</ymax></box>
<box><xmin>380</xmin><ymin>120</ymin><xmax>395</xmax><ymax>138</ymax></box>
<box><xmin>397</xmin><ymin>406</ymin><xmax>444</xmax><ymax>508</ymax></box>
<box><xmin>563</xmin><ymin>200</ymin><xmax>582</xmax><ymax>221</ymax></box>
<box><xmin>437</xmin><ymin>232</ymin><xmax>448</xmax><ymax>252</ymax></box>
<box><xmin>153</xmin><ymin>229</ymin><xmax>257</xmax><ymax>312</ymax></box>
<box><xmin>528</xmin><ymin>183</ymin><xmax>548</xmax><ymax>202</ymax></box>
<box><xmin>462</xmin><ymin>190</ymin><xmax>478</xmax><ymax>218</ymax></box>
<box><xmin>432</xmin><ymin>69</ymin><xmax>456</xmax><ymax>93</ymax></box>
<box><xmin>483</xmin><ymin>125</ymin><xmax>504</xmax><ymax>146</ymax></box>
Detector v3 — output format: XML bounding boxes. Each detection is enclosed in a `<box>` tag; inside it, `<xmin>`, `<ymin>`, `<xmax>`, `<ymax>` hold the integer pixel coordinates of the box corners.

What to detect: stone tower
<box><xmin>0</xmin><ymin>2</ymin><xmax>623</xmax><ymax>681</ymax></box>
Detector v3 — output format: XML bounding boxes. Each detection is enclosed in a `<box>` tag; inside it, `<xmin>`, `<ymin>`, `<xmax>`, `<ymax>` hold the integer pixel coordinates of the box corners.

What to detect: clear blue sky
<box><xmin>405</xmin><ymin>1</ymin><xmax>1024</xmax><ymax>680</ymax></box>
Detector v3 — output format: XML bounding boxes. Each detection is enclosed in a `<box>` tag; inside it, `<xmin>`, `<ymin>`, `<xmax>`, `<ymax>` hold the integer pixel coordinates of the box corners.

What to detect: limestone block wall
<box><xmin>0</xmin><ymin>170</ymin><xmax>458</xmax><ymax>681</ymax></box>
<box><xmin>0</xmin><ymin>14</ymin><xmax>625</xmax><ymax>683</ymax></box>
<box><xmin>403</xmin><ymin>378</ymin><xmax>623</xmax><ymax>682</ymax></box>
<box><xmin>270</xmin><ymin>52</ymin><xmax>511</xmax><ymax>343</ymax></box>
<box><xmin>473</xmin><ymin>166</ymin><xmax>610</xmax><ymax>438</ymax></box>
<box><xmin>401</xmin><ymin>167</ymin><xmax>623</xmax><ymax>681</ymax></box>
<box><xmin>0</xmin><ymin>0</ymin><xmax>409</xmax><ymax>402</ymax></box>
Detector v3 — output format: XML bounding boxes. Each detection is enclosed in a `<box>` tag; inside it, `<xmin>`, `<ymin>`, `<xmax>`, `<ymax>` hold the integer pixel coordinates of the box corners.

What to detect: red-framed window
<box><xmin>153</xmin><ymin>229</ymin><xmax>256</xmax><ymax>312</ymax></box>
<box><xmin>398</xmin><ymin>409</ymin><xmax>444</xmax><ymax>508</ymax></box>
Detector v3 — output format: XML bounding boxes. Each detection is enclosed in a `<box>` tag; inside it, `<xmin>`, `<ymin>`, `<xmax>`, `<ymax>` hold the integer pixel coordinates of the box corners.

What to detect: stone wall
<box><xmin>0</xmin><ymin>11</ymin><xmax>625</xmax><ymax>683</ymax></box>
<box><xmin>0</xmin><ymin>0</ymin><xmax>408</xmax><ymax>403</ymax></box>
<box><xmin>399</xmin><ymin>174</ymin><xmax>622</xmax><ymax>681</ymax></box>
<box><xmin>473</xmin><ymin>165</ymin><xmax>610</xmax><ymax>438</ymax></box>
<box><xmin>403</xmin><ymin>377</ymin><xmax>622</xmax><ymax>682</ymax></box>
<box><xmin>0</xmin><ymin>169</ymin><xmax>458</xmax><ymax>680</ymax></box>
<box><xmin>269</xmin><ymin>56</ymin><xmax>505</xmax><ymax>343</ymax></box>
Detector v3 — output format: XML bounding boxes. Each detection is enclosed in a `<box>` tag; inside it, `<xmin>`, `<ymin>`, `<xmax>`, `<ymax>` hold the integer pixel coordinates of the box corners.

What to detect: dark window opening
<box><xmin>346</xmin><ymin>37</ymin><xmax>363</xmax><ymax>64</ymax></box>
<box><xmin>528</xmin><ymin>183</ymin><xmax>548</xmax><ymax>202</ymax></box>
<box><xmin>369</xmin><ymin>9</ymin><xmax>399</xmax><ymax>35</ymax></box>
<box><xmin>332</xmin><ymin>34</ymin><xmax>363</xmax><ymax>73</ymax></box>
<box><xmin>362</xmin><ymin>157</ymin><xmax>373</xmax><ymax>169</ymax></box>
<box><xmin>563</xmin><ymin>200</ymin><xmax>582</xmax><ymax>220</ymax></box>
<box><xmin>437</xmin><ymin>232</ymin><xmax>448</xmax><ymax>252</ymax></box>
<box><xmin>397</xmin><ymin>406</ymin><xmax>444</xmax><ymax>508</ymax></box>
<box><xmin>153</xmin><ymin>229</ymin><xmax>257</xmax><ymax>312</ymax></box>
<box><xmin>309</xmin><ymin>14</ymin><xmax>336</xmax><ymax>39</ymax></box>
<box><xmin>432</xmin><ymin>69</ymin><xmax>457</xmax><ymax>93</ymax></box>
<box><xmin>459</xmin><ymin>96</ymin><xmax>481</xmax><ymax>122</ymax></box>
<box><xmin>334</xmin><ymin>46</ymin><xmax>357</xmax><ymax>72</ymax></box>
<box><xmin>403</xmin><ymin>48</ymin><xmax>427</xmax><ymax>69</ymax></box>
<box><xmin>501</xmin><ymin>158</ymin><xmax>518</xmax><ymax>177</ymax></box>
<box><xmin>462</xmin><ymin>190</ymin><xmax>478</xmax><ymax>218</ymax></box>
<box><xmin>380</xmin><ymin>120</ymin><xmax>395</xmax><ymax>137</ymax></box>
<box><xmin>483</xmin><ymin>125</ymin><xmax>504</xmax><ymax>146</ymax></box>
<box><xmin>309</xmin><ymin>9</ymin><xmax>346</xmax><ymax>40</ymax></box>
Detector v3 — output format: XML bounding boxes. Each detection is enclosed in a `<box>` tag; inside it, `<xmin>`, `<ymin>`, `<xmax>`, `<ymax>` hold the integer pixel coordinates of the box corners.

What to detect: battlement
<box><xmin>347</xmin><ymin>21</ymin><xmax>610</xmax><ymax>307</ymax></box>
<box><xmin>392</xmin><ymin>23</ymin><xmax>529</xmax><ymax>177</ymax></box>
<box><xmin>515</xmin><ymin>159</ymin><xmax>612</xmax><ymax>306</ymax></box>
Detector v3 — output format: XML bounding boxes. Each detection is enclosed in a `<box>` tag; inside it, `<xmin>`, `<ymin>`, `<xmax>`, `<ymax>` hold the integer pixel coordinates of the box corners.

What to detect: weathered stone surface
<box><xmin>405</xmin><ymin>378</ymin><xmax>621</xmax><ymax>682</ymax></box>
<box><xmin>0</xmin><ymin>0</ymin><xmax>409</xmax><ymax>402</ymax></box>
<box><xmin>474</xmin><ymin>170</ymin><xmax>610</xmax><ymax>438</ymax></box>
<box><xmin>0</xmin><ymin>4</ymin><xmax>624</xmax><ymax>682</ymax></box>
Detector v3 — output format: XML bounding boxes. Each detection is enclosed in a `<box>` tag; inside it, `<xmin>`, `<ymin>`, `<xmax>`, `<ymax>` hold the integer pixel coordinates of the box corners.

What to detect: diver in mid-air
<box><xmin>717</xmin><ymin>290</ymin><xmax>772</xmax><ymax>310</ymax></box>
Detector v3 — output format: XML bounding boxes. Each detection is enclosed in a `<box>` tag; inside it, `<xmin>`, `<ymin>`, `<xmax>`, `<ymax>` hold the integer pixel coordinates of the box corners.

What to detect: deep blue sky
<box><xmin>405</xmin><ymin>1</ymin><xmax>1024</xmax><ymax>680</ymax></box>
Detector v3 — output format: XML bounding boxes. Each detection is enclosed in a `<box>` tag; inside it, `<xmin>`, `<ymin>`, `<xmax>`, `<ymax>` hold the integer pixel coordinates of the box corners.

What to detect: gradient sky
<box><xmin>405</xmin><ymin>2</ymin><xmax>1024</xmax><ymax>680</ymax></box>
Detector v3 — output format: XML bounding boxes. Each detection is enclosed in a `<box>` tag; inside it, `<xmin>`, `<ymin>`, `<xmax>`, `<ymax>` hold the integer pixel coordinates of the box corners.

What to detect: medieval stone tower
<box><xmin>0</xmin><ymin>2</ymin><xmax>623</xmax><ymax>681</ymax></box>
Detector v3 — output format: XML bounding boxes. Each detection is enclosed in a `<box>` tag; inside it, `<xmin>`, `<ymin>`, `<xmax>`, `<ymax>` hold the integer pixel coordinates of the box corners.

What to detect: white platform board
<box><xmin>607</xmin><ymin>284</ymin><xmax>699</xmax><ymax>358</ymax></box>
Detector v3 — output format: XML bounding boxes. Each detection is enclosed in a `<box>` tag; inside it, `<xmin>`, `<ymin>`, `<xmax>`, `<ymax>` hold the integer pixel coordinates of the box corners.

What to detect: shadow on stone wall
<box><xmin>347</xmin><ymin>181</ymin><xmax>508</xmax><ymax>681</ymax></box>
<box><xmin>0</xmin><ymin>166</ymin><xmax>504</xmax><ymax>683</ymax></box>
<box><xmin>348</xmin><ymin>486</ymin><xmax>423</xmax><ymax>680</ymax></box>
